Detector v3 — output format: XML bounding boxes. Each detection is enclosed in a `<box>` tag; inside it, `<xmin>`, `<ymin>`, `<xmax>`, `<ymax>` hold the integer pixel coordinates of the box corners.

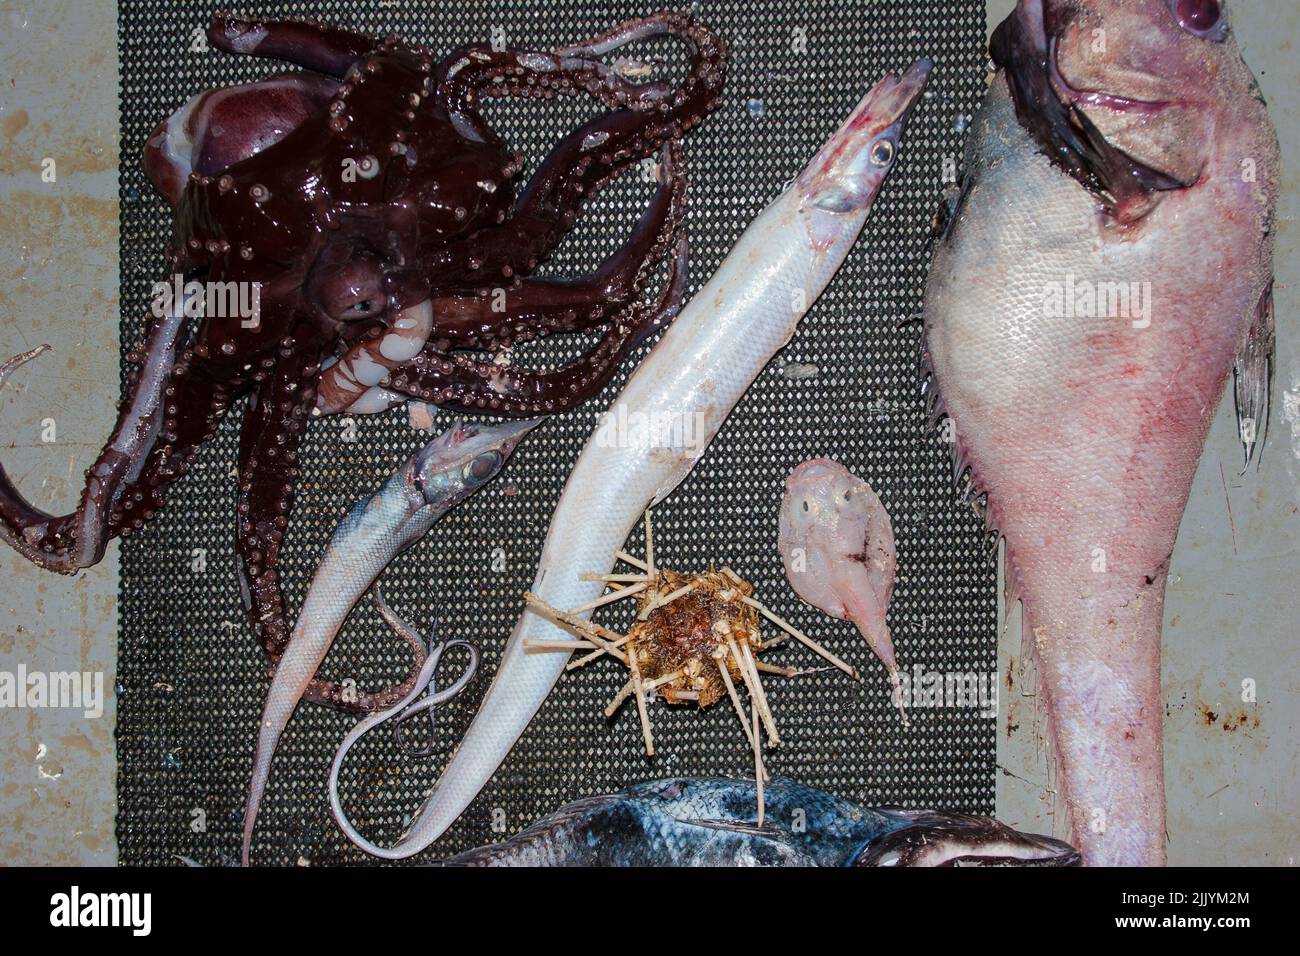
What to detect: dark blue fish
<box><xmin>444</xmin><ymin>777</ymin><xmax>1080</xmax><ymax>867</ymax></box>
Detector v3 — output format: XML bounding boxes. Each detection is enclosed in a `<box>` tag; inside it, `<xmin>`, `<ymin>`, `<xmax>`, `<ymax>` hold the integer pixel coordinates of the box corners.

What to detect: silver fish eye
<box><xmin>463</xmin><ymin>452</ymin><xmax>499</xmax><ymax>482</ymax></box>
<box><xmin>869</xmin><ymin>139</ymin><xmax>896</xmax><ymax>167</ymax></box>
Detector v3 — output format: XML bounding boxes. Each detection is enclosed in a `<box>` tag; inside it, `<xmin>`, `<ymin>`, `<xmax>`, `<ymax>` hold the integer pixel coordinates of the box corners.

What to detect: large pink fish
<box><xmin>923</xmin><ymin>0</ymin><xmax>1277</xmax><ymax>865</ymax></box>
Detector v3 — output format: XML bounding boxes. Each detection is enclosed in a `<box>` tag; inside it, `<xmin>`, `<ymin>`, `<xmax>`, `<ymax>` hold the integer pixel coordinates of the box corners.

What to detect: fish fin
<box><xmin>1233</xmin><ymin>280</ymin><xmax>1275</xmax><ymax>473</ymax></box>
<box><xmin>990</xmin><ymin>12</ymin><xmax>1187</xmax><ymax>223</ymax></box>
<box><xmin>681</xmin><ymin>818</ymin><xmax>780</xmax><ymax>838</ymax></box>
<box><xmin>950</xmin><ymin>437</ymin><xmax>997</xmax><ymax>543</ymax></box>
<box><xmin>918</xmin><ymin>344</ymin><xmax>1003</xmax><ymax>560</ymax></box>
<box><xmin>1002</xmin><ymin>539</ymin><xmax>1024</xmax><ymax>617</ymax></box>
<box><xmin>929</xmin><ymin>183</ymin><xmax>963</xmax><ymax>245</ymax></box>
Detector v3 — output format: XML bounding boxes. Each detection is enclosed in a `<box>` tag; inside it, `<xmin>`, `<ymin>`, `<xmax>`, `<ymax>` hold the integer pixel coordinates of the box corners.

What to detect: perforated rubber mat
<box><xmin>116</xmin><ymin>0</ymin><xmax>992</xmax><ymax>865</ymax></box>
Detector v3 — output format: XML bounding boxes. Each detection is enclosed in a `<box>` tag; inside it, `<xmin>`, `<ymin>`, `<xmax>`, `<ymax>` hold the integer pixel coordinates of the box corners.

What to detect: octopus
<box><xmin>0</xmin><ymin>12</ymin><xmax>726</xmax><ymax>711</ymax></box>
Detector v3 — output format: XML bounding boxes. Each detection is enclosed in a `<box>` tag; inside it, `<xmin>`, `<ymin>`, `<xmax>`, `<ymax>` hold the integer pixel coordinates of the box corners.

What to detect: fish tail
<box><xmin>1027</xmin><ymin>577</ymin><xmax>1168</xmax><ymax>866</ymax></box>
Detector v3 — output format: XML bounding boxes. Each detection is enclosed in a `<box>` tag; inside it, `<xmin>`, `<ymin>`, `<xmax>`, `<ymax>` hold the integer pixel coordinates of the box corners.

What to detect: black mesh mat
<box><xmin>116</xmin><ymin>0</ymin><xmax>992</xmax><ymax>865</ymax></box>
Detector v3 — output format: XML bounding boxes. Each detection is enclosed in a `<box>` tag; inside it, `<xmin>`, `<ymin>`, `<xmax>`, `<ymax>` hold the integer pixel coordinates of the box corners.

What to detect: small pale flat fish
<box><xmin>778</xmin><ymin>459</ymin><xmax>903</xmax><ymax>720</ymax></box>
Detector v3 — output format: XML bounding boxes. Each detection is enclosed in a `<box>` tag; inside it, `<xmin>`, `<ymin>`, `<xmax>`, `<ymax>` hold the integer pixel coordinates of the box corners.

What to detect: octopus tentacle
<box><xmin>234</xmin><ymin>337</ymin><xmax>427</xmax><ymax>712</ymax></box>
<box><xmin>435</xmin><ymin>13</ymin><xmax>724</xmax><ymax>282</ymax></box>
<box><xmin>0</xmin><ymin>295</ymin><xmax>200</xmax><ymax>571</ymax></box>
<box><xmin>235</xmin><ymin>340</ymin><xmax>319</xmax><ymax>661</ymax></box>
<box><xmin>524</xmin><ymin>11</ymin><xmax>727</xmax><ymax>201</ymax></box>
<box><xmin>434</xmin><ymin>29</ymin><xmax>666</xmax><ymax>118</ymax></box>
<box><xmin>301</xmin><ymin>635</ymin><xmax>429</xmax><ymax>711</ymax></box>
<box><xmin>440</xmin><ymin>11</ymin><xmax>724</xmax><ymax>121</ymax></box>
<box><xmin>430</xmin><ymin>111</ymin><xmax>675</xmax><ymax>289</ymax></box>
<box><xmin>207</xmin><ymin>14</ymin><xmax>379</xmax><ymax>78</ymax></box>
<box><xmin>109</xmin><ymin>347</ymin><xmax>242</xmax><ymax>543</ymax></box>
<box><xmin>316</xmin><ymin>142</ymin><xmax>684</xmax><ymax>415</ymax></box>
<box><xmin>389</xmin><ymin>230</ymin><xmax>688</xmax><ymax>417</ymax></box>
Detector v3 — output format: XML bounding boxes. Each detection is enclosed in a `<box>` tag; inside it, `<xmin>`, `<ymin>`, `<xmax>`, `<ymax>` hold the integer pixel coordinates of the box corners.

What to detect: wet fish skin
<box><xmin>442</xmin><ymin>777</ymin><xmax>1080</xmax><ymax>867</ymax></box>
<box><xmin>924</xmin><ymin>0</ymin><xmax>1278</xmax><ymax>865</ymax></box>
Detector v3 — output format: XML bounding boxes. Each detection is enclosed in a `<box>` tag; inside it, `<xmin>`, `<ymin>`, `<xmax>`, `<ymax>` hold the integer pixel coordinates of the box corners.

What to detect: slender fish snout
<box><xmin>475</xmin><ymin>416</ymin><xmax>544</xmax><ymax>452</ymax></box>
<box><xmin>799</xmin><ymin>57</ymin><xmax>933</xmax><ymax>213</ymax></box>
<box><xmin>869</xmin><ymin>57</ymin><xmax>934</xmax><ymax>126</ymax></box>
<box><xmin>413</xmin><ymin>417</ymin><xmax>541</xmax><ymax>498</ymax></box>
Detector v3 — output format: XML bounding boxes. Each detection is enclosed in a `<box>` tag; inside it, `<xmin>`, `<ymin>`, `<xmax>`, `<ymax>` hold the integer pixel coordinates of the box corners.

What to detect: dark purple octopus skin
<box><xmin>0</xmin><ymin>12</ymin><xmax>726</xmax><ymax>711</ymax></box>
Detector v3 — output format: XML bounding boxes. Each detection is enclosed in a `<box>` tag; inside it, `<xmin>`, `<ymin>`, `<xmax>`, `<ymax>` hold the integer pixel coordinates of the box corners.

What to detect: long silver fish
<box><xmin>241</xmin><ymin>416</ymin><xmax>537</xmax><ymax>865</ymax></box>
<box><xmin>923</xmin><ymin>0</ymin><xmax>1277</xmax><ymax>865</ymax></box>
<box><xmin>439</xmin><ymin>777</ymin><xmax>1079</xmax><ymax>866</ymax></box>
<box><xmin>347</xmin><ymin>59</ymin><xmax>933</xmax><ymax>859</ymax></box>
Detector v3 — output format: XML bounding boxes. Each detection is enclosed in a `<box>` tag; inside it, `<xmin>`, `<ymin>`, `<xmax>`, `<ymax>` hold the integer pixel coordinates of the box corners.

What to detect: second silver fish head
<box><xmin>412</xmin><ymin>417</ymin><xmax>541</xmax><ymax>509</ymax></box>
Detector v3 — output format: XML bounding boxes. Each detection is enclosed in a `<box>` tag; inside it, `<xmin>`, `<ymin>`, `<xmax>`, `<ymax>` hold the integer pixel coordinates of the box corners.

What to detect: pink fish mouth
<box><xmin>1047</xmin><ymin>36</ymin><xmax>1179</xmax><ymax>117</ymax></box>
<box><xmin>1020</xmin><ymin>0</ymin><xmax>1179</xmax><ymax>117</ymax></box>
<box><xmin>991</xmin><ymin>0</ymin><xmax>1192</xmax><ymax>219</ymax></box>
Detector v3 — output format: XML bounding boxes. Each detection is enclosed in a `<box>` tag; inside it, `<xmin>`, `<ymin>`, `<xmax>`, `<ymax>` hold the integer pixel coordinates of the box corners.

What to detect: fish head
<box><xmin>781</xmin><ymin>458</ymin><xmax>889</xmax><ymax>543</ymax></box>
<box><xmin>780</xmin><ymin>458</ymin><xmax>859</xmax><ymax>538</ymax></box>
<box><xmin>413</xmin><ymin>417</ymin><xmax>540</xmax><ymax>507</ymax></box>
<box><xmin>992</xmin><ymin>0</ymin><xmax>1277</xmax><ymax>221</ymax></box>
<box><xmin>852</xmin><ymin>810</ymin><xmax>1082</xmax><ymax>867</ymax></box>
<box><xmin>795</xmin><ymin>58</ymin><xmax>931</xmax><ymax>220</ymax></box>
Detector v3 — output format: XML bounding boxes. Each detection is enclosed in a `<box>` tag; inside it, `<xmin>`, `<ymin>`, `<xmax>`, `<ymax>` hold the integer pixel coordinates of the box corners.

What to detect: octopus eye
<box><xmin>309</xmin><ymin>255</ymin><xmax>387</xmax><ymax>322</ymax></box>
<box><xmin>868</xmin><ymin>140</ymin><xmax>896</xmax><ymax>168</ymax></box>
<box><xmin>1173</xmin><ymin>0</ymin><xmax>1224</xmax><ymax>36</ymax></box>
<box><xmin>463</xmin><ymin>452</ymin><xmax>500</xmax><ymax>483</ymax></box>
<box><xmin>801</xmin><ymin>500</ymin><xmax>811</xmax><ymax>512</ymax></box>
<box><xmin>843</xmin><ymin>489</ymin><xmax>853</xmax><ymax>502</ymax></box>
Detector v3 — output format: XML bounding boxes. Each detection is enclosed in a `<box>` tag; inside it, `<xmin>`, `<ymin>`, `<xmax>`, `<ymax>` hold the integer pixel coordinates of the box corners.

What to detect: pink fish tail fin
<box><xmin>851</xmin><ymin>613</ymin><xmax>907</xmax><ymax>725</ymax></box>
<box><xmin>888</xmin><ymin>664</ymin><xmax>910</xmax><ymax>727</ymax></box>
